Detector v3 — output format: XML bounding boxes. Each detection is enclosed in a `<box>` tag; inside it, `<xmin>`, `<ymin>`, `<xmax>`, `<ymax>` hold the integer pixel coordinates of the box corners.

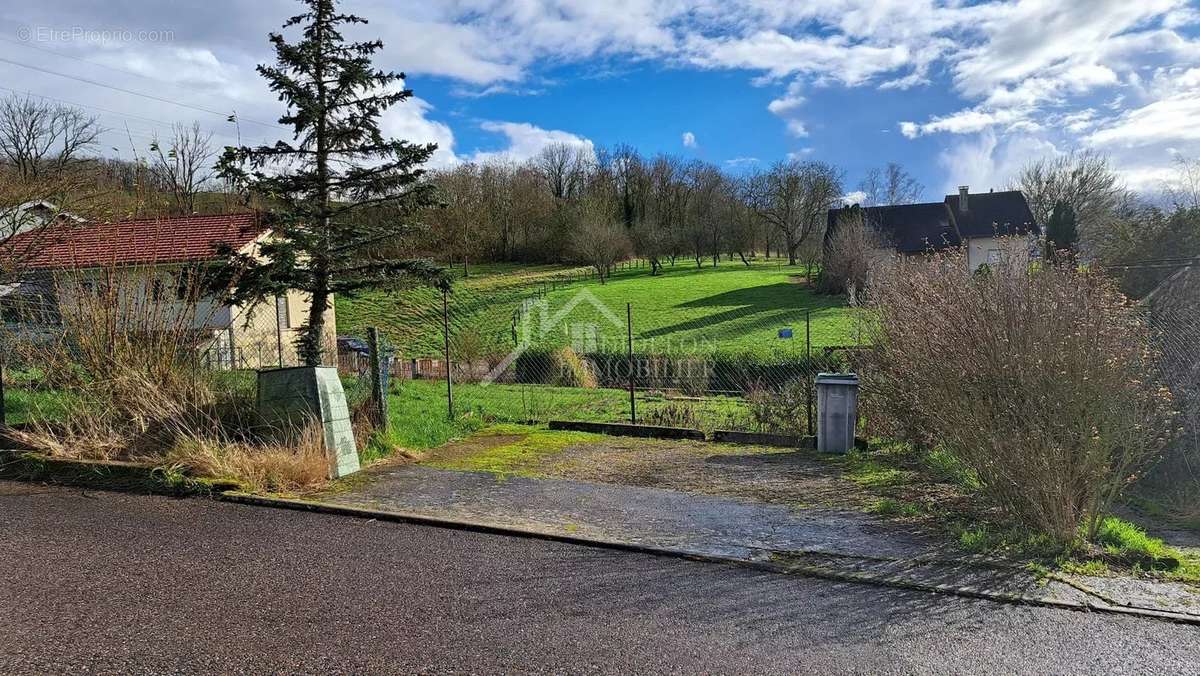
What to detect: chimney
<box><xmin>958</xmin><ymin>185</ymin><xmax>969</xmax><ymax>212</ymax></box>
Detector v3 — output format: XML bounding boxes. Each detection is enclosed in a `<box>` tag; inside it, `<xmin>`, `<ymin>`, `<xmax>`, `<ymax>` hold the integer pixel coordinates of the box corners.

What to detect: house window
<box><xmin>175</xmin><ymin>268</ymin><xmax>193</xmax><ymax>300</ymax></box>
<box><xmin>276</xmin><ymin>294</ymin><xmax>290</xmax><ymax>329</ymax></box>
<box><xmin>150</xmin><ymin>279</ymin><xmax>164</xmax><ymax>302</ymax></box>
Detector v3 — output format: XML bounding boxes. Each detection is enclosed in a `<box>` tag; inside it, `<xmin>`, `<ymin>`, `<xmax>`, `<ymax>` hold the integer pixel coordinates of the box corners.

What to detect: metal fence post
<box><xmin>275</xmin><ymin>295</ymin><xmax>285</xmax><ymax>368</ymax></box>
<box><xmin>367</xmin><ymin>327</ymin><xmax>389</xmax><ymax>428</ymax></box>
<box><xmin>627</xmin><ymin>302</ymin><xmax>636</xmax><ymax>424</ymax></box>
<box><xmin>442</xmin><ymin>288</ymin><xmax>454</xmax><ymax>421</ymax></box>
<box><xmin>0</xmin><ymin>356</ymin><xmax>6</xmax><ymax>429</ymax></box>
<box><xmin>805</xmin><ymin>310</ymin><xmax>813</xmax><ymax>436</ymax></box>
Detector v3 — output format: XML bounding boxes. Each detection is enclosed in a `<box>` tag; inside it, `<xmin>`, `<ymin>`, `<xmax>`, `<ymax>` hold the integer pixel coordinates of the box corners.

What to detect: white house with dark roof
<box><xmin>826</xmin><ymin>186</ymin><xmax>1040</xmax><ymax>272</ymax></box>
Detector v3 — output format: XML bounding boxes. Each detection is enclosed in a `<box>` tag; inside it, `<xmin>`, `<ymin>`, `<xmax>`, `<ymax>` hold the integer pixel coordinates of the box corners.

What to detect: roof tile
<box><xmin>4</xmin><ymin>212</ymin><xmax>264</xmax><ymax>270</ymax></box>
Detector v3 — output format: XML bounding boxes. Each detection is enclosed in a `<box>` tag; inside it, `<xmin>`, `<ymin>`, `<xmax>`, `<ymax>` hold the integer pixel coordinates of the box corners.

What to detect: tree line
<box><xmin>414</xmin><ymin>144</ymin><xmax>878</xmax><ymax>280</ymax></box>
<box><xmin>3</xmin><ymin>86</ymin><xmax>1198</xmax><ymax>300</ymax></box>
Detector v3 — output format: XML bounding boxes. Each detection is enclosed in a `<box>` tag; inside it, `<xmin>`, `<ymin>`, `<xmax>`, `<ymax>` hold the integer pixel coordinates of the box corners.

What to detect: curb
<box><xmin>217</xmin><ymin>491</ymin><xmax>1200</xmax><ymax>627</ymax></box>
<box><xmin>0</xmin><ymin>450</ymin><xmax>239</xmax><ymax>496</ymax></box>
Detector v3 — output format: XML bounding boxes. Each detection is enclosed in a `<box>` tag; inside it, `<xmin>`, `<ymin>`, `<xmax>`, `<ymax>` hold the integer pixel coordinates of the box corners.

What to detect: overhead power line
<box><xmin>0</xmin><ymin>55</ymin><xmax>284</xmax><ymax>131</ymax></box>
<box><xmin>0</xmin><ymin>85</ymin><xmax>276</xmax><ymax>149</ymax></box>
<box><xmin>0</xmin><ymin>34</ymin><xmax>258</xmax><ymax>114</ymax></box>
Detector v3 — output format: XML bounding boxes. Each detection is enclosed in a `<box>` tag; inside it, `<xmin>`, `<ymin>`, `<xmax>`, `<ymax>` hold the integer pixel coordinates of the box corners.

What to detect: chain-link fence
<box><xmin>339</xmin><ymin>277</ymin><xmax>856</xmax><ymax>438</ymax></box>
<box><xmin>1141</xmin><ymin>265</ymin><xmax>1200</xmax><ymax>510</ymax></box>
<box><xmin>0</xmin><ymin>276</ymin><xmax>374</xmax><ymax>431</ymax></box>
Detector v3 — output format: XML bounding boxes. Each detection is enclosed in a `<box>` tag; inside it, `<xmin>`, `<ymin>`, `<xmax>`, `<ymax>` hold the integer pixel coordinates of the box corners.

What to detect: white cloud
<box><xmin>950</xmin><ymin>1</ymin><xmax>1178</xmax><ymax>98</ymax></box>
<box><xmin>900</xmin><ymin>108</ymin><xmax>1029</xmax><ymax>138</ymax></box>
<box><xmin>767</xmin><ymin>81</ymin><xmax>808</xmax><ymax>137</ymax></box>
<box><xmin>470</xmin><ymin>121</ymin><xmax>594</xmax><ymax>164</ymax></box>
<box><xmin>1087</xmin><ymin>93</ymin><xmax>1200</xmax><ymax>148</ymax></box>
<box><xmin>724</xmin><ymin>156</ymin><xmax>760</xmax><ymax>168</ymax></box>
<box><xmin>379</xmin><ymin>96</ymin><xmax>460</xmax><ymax>169</ymax></box>
<box><xmin>6</xmin><ymin>0</ymin><xmax>1200</xmax><ymax>194</ymax></box>
<box><xmin>685</xmin><ymin>30</ymin><xmax>912</xmax><ymax>86</ymax></box>
<box><xmin>936</xmin><ymin>130</ymin><xmax>1060</xmax><ymax>195</ymax></box>
<box><xmin>842</xmin><ymin>190</ymin><xmax>867</xmax><ymax>206</ymax></box>
<box><xmin>682</xmin><ymin>131</ymin><xmax>697</xmax><ymax>148</ymax></box>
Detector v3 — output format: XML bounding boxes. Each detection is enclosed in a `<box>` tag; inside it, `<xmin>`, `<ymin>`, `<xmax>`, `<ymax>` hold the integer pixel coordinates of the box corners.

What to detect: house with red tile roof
<box><xmin>0</xmin><ymin>212</ymin><xmax>336</xmax><ymax>368</ymax></box>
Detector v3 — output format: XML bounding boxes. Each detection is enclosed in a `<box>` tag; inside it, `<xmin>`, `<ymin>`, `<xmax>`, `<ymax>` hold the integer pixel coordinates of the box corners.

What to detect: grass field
<box><xmin>385</xmin><ymin>379</ymin><xmax>754</xmax><ymax>450</ymax></box>
<box><xmin>338</xmin><ymin>259</ymin><xmax>856</xmax><ymax>359</ymax></box>
<box><xmin>2</xmin><ymin>389</ymin><xmax>76</xmax><ymax>426</ymax></box>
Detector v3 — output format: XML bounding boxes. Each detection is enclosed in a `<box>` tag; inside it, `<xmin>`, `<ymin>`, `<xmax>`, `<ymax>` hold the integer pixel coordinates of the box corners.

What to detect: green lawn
<box><xmin>337</xmin><ymin>262</ymin><xmax>596</xmax><ymax>357</ymax></box>
<box><xmin>540</xmin><ymin>261</ymin><xmax>853</xmax><ymax>357</ymax></box>
<box><xmin>385</xmin><ymin>379</ymin><xmax>758</xmax><ymax>451</ymax></box>
<box><xmin>3</xmin><ymin>388</ymin><xmax>77</xmax><ymax>426</ymax></box>
<box><xmin>338</xmin><ymin>259</ymin><xmax>855</xmax><ymax>360</ymax></box>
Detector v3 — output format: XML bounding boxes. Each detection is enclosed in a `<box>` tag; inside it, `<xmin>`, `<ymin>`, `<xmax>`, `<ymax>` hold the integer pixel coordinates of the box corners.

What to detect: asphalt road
<box><xmin>2</xmin><ymin>481</ymin><xmax>1198</xmax><ymax>675</ymax></box>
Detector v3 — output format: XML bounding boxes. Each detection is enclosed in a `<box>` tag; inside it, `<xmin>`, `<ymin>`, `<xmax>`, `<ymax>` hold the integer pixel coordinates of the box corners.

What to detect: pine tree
<box><xmin>214</xmin><ymin>0</ymin><xmax>448</xmax><ymax>366</ymax></box>
<box><xmin>1045</xmin><ymin>200</ymin><xmax>1078</xmax><ymax>259</ymax></box>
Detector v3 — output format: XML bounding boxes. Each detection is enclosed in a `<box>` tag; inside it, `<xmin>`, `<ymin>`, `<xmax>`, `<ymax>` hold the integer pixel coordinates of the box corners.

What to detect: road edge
<box><xmin>217</xmin><ymin>490</ymin><xmax>1200</xmax><ymax>627</ymax></box>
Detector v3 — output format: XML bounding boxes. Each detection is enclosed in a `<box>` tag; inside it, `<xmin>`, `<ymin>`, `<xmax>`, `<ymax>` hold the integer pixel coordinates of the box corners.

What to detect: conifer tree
<box><xmin>215</xmin><ymin>0</ymin><xmax>447</xmax><ymax>366</ymax></box>
<box><xmin>1045</xmin><ymin>201</ymin><xmax>1079</xmax><ymax>260</ymax></box>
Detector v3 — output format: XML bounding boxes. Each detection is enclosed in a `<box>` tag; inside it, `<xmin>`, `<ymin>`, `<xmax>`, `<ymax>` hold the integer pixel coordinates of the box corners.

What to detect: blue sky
<box><xmin>417</xmin><ymin>63</ymin><xmax>962</xmax><ymax>191</ymax></box>
<box><xmin>3</xmin><ymin>1</ymin><xmax>1200</xmax><ymax>200</ymax></box>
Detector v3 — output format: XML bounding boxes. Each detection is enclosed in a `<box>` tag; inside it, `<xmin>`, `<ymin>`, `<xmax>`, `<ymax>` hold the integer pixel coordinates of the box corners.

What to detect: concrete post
<box><xmin>257</xmin><ymin>366</ymin><xmax>360</xmax><ymax>478</ymax></box>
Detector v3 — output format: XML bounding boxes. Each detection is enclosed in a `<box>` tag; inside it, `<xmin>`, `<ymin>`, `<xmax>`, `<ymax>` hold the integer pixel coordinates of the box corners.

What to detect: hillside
<box><xmin>336</xmin><ymin>260</ymin><xmax>856</xmax><ymax>359</ymax></box>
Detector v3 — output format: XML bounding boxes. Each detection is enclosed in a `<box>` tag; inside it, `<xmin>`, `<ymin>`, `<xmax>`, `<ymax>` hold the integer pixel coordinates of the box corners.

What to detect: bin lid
<box><xmin>815</xmin><ymin>372</ymin><xmax>858</xmax><ymax>385</ymax></box>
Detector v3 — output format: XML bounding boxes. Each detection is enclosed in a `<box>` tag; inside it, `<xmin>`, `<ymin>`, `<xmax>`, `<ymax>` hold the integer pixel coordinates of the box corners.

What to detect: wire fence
<box><xmin>336</xmin><ymin>281</ymin><xmax>857</xmax><ymax>437</ymax></box>
<box><xmin>1141</xmin><ymin>265</ymin><xmax>1200</xmax><ymax>505</ymax></box>
<box><xmin>0</xmin><ymin>282</ymin><xmax>376</xmax><ymax>431</ymax></box>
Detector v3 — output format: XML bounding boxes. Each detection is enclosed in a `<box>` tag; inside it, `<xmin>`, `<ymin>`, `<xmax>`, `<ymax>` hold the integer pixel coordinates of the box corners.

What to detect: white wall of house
<box><xmin>15</xmin><ymin>266</ymin><xmax>335</xmax><ymax>370</ymax></box>
<box><xmin>964</xmin><ymin>236</ymin><xmax>1030</xmax><ymax>272</ymax></box>
<box><xmin>229</xmin><ymin>291</ymin><xmax>336</xmax><ymax>368</ymax></box>
<box><xmin>50</xmin><ymin>266</ymin><xmax>232</xmax><ymax>330</ymax></box>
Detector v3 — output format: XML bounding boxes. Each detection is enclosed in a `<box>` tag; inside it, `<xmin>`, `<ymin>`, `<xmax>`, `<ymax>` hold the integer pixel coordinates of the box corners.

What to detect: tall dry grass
<box><xmin>864</xmin><ymin>246</ymin><xmax>1175</xmax><ymax>543</ymax></box>
<box><xmin>3</xmin><ymin>264</ymin><xmax>330</xmax><ymax>491</ymax></box>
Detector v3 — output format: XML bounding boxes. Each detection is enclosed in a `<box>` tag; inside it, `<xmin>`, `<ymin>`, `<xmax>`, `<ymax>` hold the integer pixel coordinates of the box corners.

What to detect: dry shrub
<box><xmin>7</xmin><ymin>267</ymin><xmax>228</xmax><ymax>455</ymax></box>
<box><xmin>3</xmin><ymin>265</ymin><xmax>334</xmax><ymax>490</ymax></box>
<box><xmin>644</xmin><ymin>401</ymin><xmax>700</xmax><ymax>430</ymax></box>
<box><xmin>551</xmin><ymin>346</ymin><xmax>598</xmax><ymax>388</ymax></box>
<box><xmin>819</xmin><ymin>210</ymin><xmax>893</xmax><ymax>295</ymax></box>
<box><xmin>166</xmin><ymin>425</ymin><xmax>329</xmax><ymax>493</ymax></box>
<box><xmin>746</xmin><ymin>379</ymin><xmax>809</xmax><ymax>435</ymax></box>
<box><xmin>866</xmin><ymin>246</ymin><xmax>1174</xmax><ymax>543</ymax></box>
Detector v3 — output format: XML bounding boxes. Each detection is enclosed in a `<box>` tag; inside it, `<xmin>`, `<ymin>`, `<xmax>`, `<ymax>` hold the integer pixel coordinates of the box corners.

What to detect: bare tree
<box><xmin>570</xmin><ymin>199</ymin><xmax>630</xmax><ymax>283</ymax></box>
<box><xmin>0</xmin><ymin>94</ymin><xmax>102</xmax><ymax>180</ymax></box>
<box><xmin>819</xmin><ymin>208</ymin><xmax>893</xmax><ymax>295</ymax></box>
<box><xmin>535</xmin><ymin>142</ymin><xmax>592</xmax><ymax>201</ymax></box>
<box><xmin>1165</xmin><ymin>155</ymin><xmax>1200</xmax><ymax>212</ymax></box>
<box><xmin>435</xmin><ymin>163</ymin><xmax>486</xmax><ymax>276</ymax></box>
<box><xmin>649</xmin><ymin>154</ymin><xmax>689</xmax><ymax>268</ymax></box>
<box><xmin>746</xmin><ymin>160</ymin><xmax>843</xmax><ymax>265</ymax></box>
<box><xmin>609</xmin><ymin>143</ymin><xmax>648</xmax><ymax>228</ymax></box>
<box><xmin>858</xmin><ymin>162</ymin><xmax>923</xmax><ymax>206</ymax></box>
<box><xmin>150</xmin><ymin>122</ymin><xmax>215</xmax><ymax>215</ymax></box>
<box><xmin>684</xmin><ymin>161</ymin><xmax>725</xmax><ymax>268</ymax></box>
<box><xmin>1014</xmin><ymin>150</ymin><xmax>1126</xmax><ymax>255</ymax></box>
